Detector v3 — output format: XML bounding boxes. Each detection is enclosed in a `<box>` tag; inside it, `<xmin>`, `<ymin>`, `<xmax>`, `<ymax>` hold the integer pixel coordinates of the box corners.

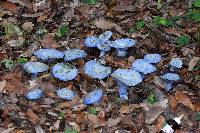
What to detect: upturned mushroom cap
<box><xmin>144</xmin><ymin>54</ymin><xmax>162</xmax><ymax>64</ymax></box>
<box><xmin>64</xmin><ymin>48</ymin><xmax>87</xmax><ymax>61</ymax></box>
<box><xmin>98</xmin><ymin>31</ymin><xmax>112</xmax><ymax>43</ymax></box>
<box><xmin>170</xmin><ymin>58</ymin><xmax>183</xmax><ymax>69</ymax></box>
<box><xmin>52</xmin><ymin>63</ymin><xmax>78</xmax><ymax>81</ymax></box>
<box><xmin>83</xmin><ymin>88</ymin><xmax>103</xmax><ymax>105</ymax></box>
<box><xmin>96</xmin><ymin>43</ymin><xmax>111</xmax><ymax>52</ymax></box>
<box><xmin>23</xmin><ymin>62</ymin><xmax>49</xmax><ymax>74</ymax></box>
<box><xmin>131</xmin><ymin>59</ymin><xmax>157</xmax><ymax>74</ymax></box>
<box><xmin>26</xmin><ymin>88</ymin><xmax>43</xmax><ymax>100</ymax></box>
<box><xmin>160</xmin><ymin>73</ymin><xmax>180</xmax><ymax>82</ymax></box>
<box><xmin>34</xmin><ymin>49</ymin><xmax>64</xmax><ymax>61</ymax></box>
<box><xmin>111</xmin><ymin>69</ymin><xmax>142</xmax><ymax>86</ymax></box>
<box><xmin>57</xmin><ymin>88</ymin><xmax>76</xmax><ymax>100</ymax></box>
<box><xmin>84</xmin><ymin>36</ymin><xmax>100</xmax><ymax>47</ymax></box>
<box><xmin>84</xmin><ymin>60</ymin><xmax>111</xmax><ymax>79</ymax></box>
<box><xmin>108</xmin><ymin>38</ymin><xmax>136</xmax><ymax>49</ymax></box>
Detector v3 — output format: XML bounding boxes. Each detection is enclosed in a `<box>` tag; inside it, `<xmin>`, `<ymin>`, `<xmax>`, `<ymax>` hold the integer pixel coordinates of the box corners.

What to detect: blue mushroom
<box><xmin>169</xmin><ymin>58</ymin><xmax>183</xmax><ymax>70</ymax></box>
<box><xmin>52</xmin><ymin>63</ymin><xmax>78</xmax><ymax>81</ymax></box>
<box><xmin>160</xmin><ymin>73</ymin><xmax>180</xmax><ymax>83</ymax></box>
<box><xmin>84</xmin><ymin>60</ymin><xmax>111</xmax><ymax>79</ymax></box>
<box><xmin>108</xmin><ymin>38</ymin><xmax>136</xmax><ymax>56</ymax></box>
<box><xmin>84</xmin><ymin>36</ymin><xmax>100</xmax><ymax>47</ymax></box>
<box><xmin>144</xmin><ymin>54</ymin><xmax>162</xmax><ymax>64</ymax></box>
<box><xmin>64</xmin><ymin>48</ymin><xmax>87</xmax><ymax>61</ymax></box>
<box><xmin>111</xmin><ymin>69</ymin><xmax>143</xmax><ymax>100</ymax></box>
<box><xmin>26</xmin><ymin>88</ymin><xmax>43</xmax><ymax>100</ymax></box>
<box><xmin>96</xmin><ymin>42</ymin><xmax>111</xmax><ymax>57</ymax></box>
<box><xmin>131</xmin><ymin>59</ymin><xmax>157</xmax><ymax>74</ymax></box>
<box><xmin>83</xmin><ymin>88</ymin><xmax>103</xmax><ymax>105</ymax></box>
<box><xmin>34</xmin><ymin>49</ymin><xmax>64</xmax><ymax>61</ymax></box>
<box><xmin>23</xmin><ymin>62</ymin><xmax>49</xmax><ymax>78</ymax></box>
<box><xmin>57</xmin><ymin>88</ymin><xmax>76</xmax><ymax>100</ymax></box>
<box><xmin>98</xmin><ymin>31</ymin><xmax>112</xmax><ymax>44</ymax></box>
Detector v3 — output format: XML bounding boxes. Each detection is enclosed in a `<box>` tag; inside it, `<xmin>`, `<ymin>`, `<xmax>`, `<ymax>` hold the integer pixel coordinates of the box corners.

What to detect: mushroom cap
<box><xmin>84</xmin><ymin>60</ymin><xmax>111</xmax><ymax>79</ymax></box>
<box><xmin>52</xmin><ymin>63</ymin><xmax>78</xmax><ymax>81</ymax></box>
<box><xmin>64</xmin><ymin>48</ymin><xmax>87</xmax><ymax>61</ymax></box>
<box><xmin>84</xmin><ymin>36</ymin><xmax>100</xmax><ymax>47</ymax></box>
<box><xmin>57</xmin><ymin>88</ymin><xmax>76</xmax><ymax>100</ymax></box>
<box><xmin>131</xmin><ymin>59</ymin><xmax>157</xmax><ymax>74</ymax></box>
<box><xmin>98</xmin><ymin>31</ymin><xmax>112</xmax><ymax>44</ymax></box>
<box><xmin>96</xmin><ymin>42</ymin><xmax>111</xmax><ymax>51</ymax></box>
<box><xmin>111</xmin><ymin>69</ymin><xmax>142</xmax><ymax>86</ymax></box>
<box><xmin>160</xmin><ymin>73</ymin><xmax>180</xmax><ymax>82</ymax></box>
<box><xmin>23</xmin><ymin>62</ymin><xmax>49</xmax><ymax>74</ymax></box>
<box><xmin>83</xmin><ymin>88</ymin><xmax>103</xmax><ymax>105</ymax></box>
<box><xmin>108</xmin><ymin>38</ymin><xmax>136</xmax><ymax>49</ymax></box>
<box><xmin>144</xmin><ymin>54</ymin><xmax>162</xmax><ymax>64</ymax></box>
<box><xmin>34</xmin><ymin>49</ymin><xmax>64</xmax><ymax>60</ymax></box>
<box><xmin>26</xmin><ymin>88</ymin><xmax>43</xmax><ymax>100</ymax></box>
<box><xmin>170</xmin><ymin>58</ymin><xmax>183</xmax><ymax>69</ymax></box>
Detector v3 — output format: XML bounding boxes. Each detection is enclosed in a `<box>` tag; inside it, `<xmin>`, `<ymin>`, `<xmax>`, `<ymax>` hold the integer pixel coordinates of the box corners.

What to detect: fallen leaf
<box><xmin>76</xmin><ymin>113</ymin><xmax>86</xmax><ymax>124</ymax></box>
<box><xmin>22</xmin><ymin>22</ymin><xmax>34</xmax><ymax>32</ymax></box>
<box><xmin>7</xmin><ymin>0</ymin><xmax>32</xmax><ymax>8</ymax></box>
<box><xmin>154</xmin><ymin>115</ymin><xmax>165</xmax><ymax>132</ymax></box>
<box><xmin>189</xmin><ymin>57</ymin><xmax>199</xmax><ymax>71</ymax></box>
<box><xmin>175</xmin><ymin>91</ymin><xmax>195</xmax><ymax>110</ymax></box>
<box><xmin>41</xmin><ymin>33</ymin><xmax>59</xmax><ymax>48</ymax></box>
<box><xmin>107</xmin><ymin>117</ymin><xmax>121</xmax><ymax>127</ymax></box>
<box><xmin>35</xmin><ymin>125</ymin><xmax>46</xmax><ymax>133</ymax></box>
<box><xmin>0</xmin><ymin>80</ymin><xmax>6</xmax><ymax>92</ymax></box>
<box><xmin>145</xmin><ymin>105</ymin><xmax>164</xmax><ymax>124</ymax></box>
<box><xmin>0</xmin><ymin>1</ymin><xmax>17</xmax><ymax>12</ymax></box>
<box><xmin>119</xmin><ymin>105</ymin><xmax>130</xmax><ymax>114</ymax></box>
<box><xmin>1</xmin><ymin>127</ymin><xmax>16</xmax><ymax>133</ymax></box>
<box><xmin>169</xmin><ymin>95</ymin><xmax>178</xmax><ymax>110</ymax></box>
<box><xmin>88</xmin><ymin>114</ymin><xmax>98</xmax><ymax>124</ymax></box>
<box><xmin>26</xmin><ymin>109</ymin><xmax>39</xmax><ymax>124</ymax></box>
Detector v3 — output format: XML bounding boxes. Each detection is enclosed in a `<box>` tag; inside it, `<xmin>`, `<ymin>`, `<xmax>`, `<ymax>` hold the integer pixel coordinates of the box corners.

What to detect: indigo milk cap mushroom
<box><xmin>144</xmin><ymin>54</ymin><xmax>162</xmax><ymax>64</ymax></box>
<box><xmin>34</xmin><ymin>49</ymin><xmax>64</xmax><ymax>61</ymax></box>
<box><xmin>98</xmin><ymin>31</ymin><xmax>112</xmax><ymax>43</ymax></box>
<box><xmin>64</xmin><ymin>48</ymin><xmax>87</xmax><ymax>61</ymax></box>
<box><xmin>57</xmin><ymin>88</ymin><xmax>76</xmax><ymax>100</ymax></box>
<box><xmin>84</xmin><ymin>36</ymin><xmax>100</xmax><ymax>47</ymax></box>
<box><xmin>23</xmin><ymin>62</ymin><xmax>49</xmax><ymax>74</ymax></box>
<box><xmin>160</xmin><ymin>73</ymin><xmax>180</xmax><ymax>82</ymax></box>
<box><xmin>26</xmin><ymin>88</ymin><xmax>43</xmax><ymax>100</ymax></box>
<box><xmin>170</xmin><ymin>58</ymin><xmax>183</xmax><ymax>69</ymax></box>
<box><xmin>83</xmin><ymin>88</ymin><xmax>103</xmax><ymax>105</ymax></box>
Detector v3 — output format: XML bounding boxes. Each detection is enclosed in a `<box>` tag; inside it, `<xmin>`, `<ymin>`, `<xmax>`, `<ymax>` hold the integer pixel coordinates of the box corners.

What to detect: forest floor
<box><xmin>0</xmin><ymin>0</ymin><xmax>200</xmax><ymax>133</ymax></box>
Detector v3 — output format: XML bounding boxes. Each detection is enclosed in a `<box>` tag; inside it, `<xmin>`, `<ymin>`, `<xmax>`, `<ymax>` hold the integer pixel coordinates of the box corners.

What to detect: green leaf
<box><xmin>152</xmin><ymin>16</ymin><xmax>172</xmax><ymax>27</ymax></box>
<box><xmin>194</xmin><ymin>0</ymin><xmax>200</xmax><ymax>7</ymax></box>
<box><xmin>82</xmin><ymin>0</ymin><xmax>97</xmax><ymax>5</ymax></box>
<box><xmin>195</xmin><ymin>112</ymin><xmax>200</xmax><ymax>121</ymax></box>
<box><xmin>64</xmin><ymin>128</ymin><xmax>78</xmax><ymax>133</ymax></box>
<box><xmin>57</xmin><ymin>23</ymin><xmax>68</xmax><ymax>37</ymax></box>
<box><xmin>17</xmin><ymin>57</ymin><xmax>27</xmax><ymax>64</ymax></box>
<box><xmin>157</xmin><ymin>0</ymin><xmax>162</xmax><ymax>9</ymax></box>
<box><xmin>88</xmin><ymin>107</ymin><xmax>97</xmax><ymax>115</ymax></box>
<box><xmin>129</xmin><ymin>20</ymin><xmax>145</xmax><ymax>33</ymax></box>
<box><xmin>185</xmin><ymin>10</ymin><xmax>200</xmax><ymax>22</ymax></box>
<box><xmin>58</xmin><ymin>111</ymin><xmax>65</xmax><ymax>119</ymax></box>
<box><xmin>3</xmin><ymin>23</ymin><xmax>23</xmax><ymax>36</ymax></box>
<box><xmin>147</xmin><ymin>92</ymin><xmax>157</xmax><ymax>104</ymax></box>
<box><xmin>176</xmin><ymin>35</ymin><xmax>190</xmax><ymax>46</ymax></box>
<box><xmin>195</xmin><ymin>75</ymin><xmax>200</xmax><ymax>80</ymax></box>
<box><xmin>1</xmin><ymin>58</ymin><xmax>14</xmax><ymax>70</ymax></box>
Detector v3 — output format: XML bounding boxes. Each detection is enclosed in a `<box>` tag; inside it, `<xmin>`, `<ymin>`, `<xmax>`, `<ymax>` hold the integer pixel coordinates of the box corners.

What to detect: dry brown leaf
<box><xmin>26</xmin><ymin>109</ymin><xmax>39</xmax><ymax>124</ymax></box>
<box><xmin>37</xmin><ymin>14</ymin><xmax>48</xmax><ymax>22</ymax></box>
<box><xmin>41</xmin><ymin>33</ymin><xmax>59</xmax><ymax>48</ymax></box>
<box><xmin>22</xmin><ymin>22</ymin><xmax>34</xmax><ymax>32</ymax></box>
<box><xmin>119</xmin><ymin>105</ymin><xmax>129</xmax><ymax>114</ymax></box>
<box><xmin>175</xmin><ymin>91</ymin><xmax>195</xmax><ymax>110</ymax></box>
<box><xmin>76</xmin><ymin>113</ymin><xmax>86</xmax><ymax>124</ymax></box>
<box><xmin>0</xmin><ymin>80</ymin><xmax>6</xmax><ymax>92</ymax></box>
<box><xmin>145</xmin><ymin>105</ymin><xmax>164</xmax><ymax>124</ymax></box>
<box><xmin>154</xmin><ymin>115</ymin><xmax>165</xmax><ymax>132</ymax></box>
<box><xmin>169</xmin><ymin>95</ymin><xmax>178</xmax><ymax>110</ymax></box>
<box><xmin>189</xmin><ymin>57</ymin><xmax>199</xmax><ymax>71</ymax></box>
<box><xmin>7</xmin><ymin>0</ymin><xmax>32</xmax><ymax>8</ymax></box>
<box><xmin>88</xmin><ymin>114</ymin><xmax>98</xmax><ymax>124</ymax></box>
<box><xmin>107</xmin><ymin>117</ymin><xmax>121</xmax><ymax>127</ymax></box>
<box><xmin>0</xmin><ymin>1</ymin><xmax>17</xmax><ymax>12</ymax></box>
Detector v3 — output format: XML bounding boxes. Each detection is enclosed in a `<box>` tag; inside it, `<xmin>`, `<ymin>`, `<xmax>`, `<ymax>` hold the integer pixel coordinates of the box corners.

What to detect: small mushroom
<box><xmin>108</xmin><ymin>38</ymin><xmax>136</xmax><ymax>56</ymax></box>
<box><xmin>23</xmin><ymin>62</ymin><xmax>49</xmax><ymax>78</ymax></box>
<box><xmin>84</xmin><ymin>60</ymin><xmax>111</xmax><ymax>79</ymax></box>
<box><xmin>111</xmin><ymin>69</ymin><xmax>143</xmax><ymax>99</ymax></box>
<box><xmin>57</xmin><ymin>88</ymin><xmax>76</xmax><ymax>100</ymax></box>
<box><xmin>96</xmin><ymin>42</ymin><xmax>111</xmax><ymax>57</ymax></box>
<box><xmin>84</xmin><ymin>36</ymin><xmax>100</xmax><ymax>47</ymax></box>
<box><xmin>64</xmin><ymin>48</ymin><xmax>87</xmax><ymax>61</ymax></box>
<box><xmin>169</xmin><ymin>58</ymin><xmax>183</xmax><ymax>70</ymax></box>
<box><xmin>52</xmin><ymin>63</ymin><xmax>78</xmax><ymax>81</ymax></box>
<box><xmin>83</xmin><ymin>88</ymin><xmax>103</xmax><ymax>105</ymax></box>
<box><xmin>34</xmin><ymin>49</ymin><xmax>64</xmax><ymax>61</ymax></box>
<box><xmin>144</xmin><ymin>54</ymin><xmax>162</xmax><ymax>64</ymax></box>
<box><xmin>160</xmin><ymin>73</ymin><xmax>180</xmax><ymax>91</ymax></box>
<box><xmin>26</xmin><ymin>88</ymin><xmax>43</xmax><ymax>100</ymax></box>
<box><xmin>98</xmin><ymin>31</ymin><xmax>112</xmax><ymax>44</ymax></box>
<box><xmin>131</xmin><ymin>59</ymin><xmax>157</xmax><ymax>74</ymax></box>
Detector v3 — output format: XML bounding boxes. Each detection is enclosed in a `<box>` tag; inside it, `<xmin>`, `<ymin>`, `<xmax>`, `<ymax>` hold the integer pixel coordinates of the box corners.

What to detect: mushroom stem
<box><xmin>31</xmin><ymin>73</ymin><xmax>38</xmax><ymax>79</ymax></box>
<box><xmin>116</xmin><ymin>80</ymin><xmax>128</xmax><ymax>100</ymax></box>
<box><xmin>99</xmin><ymin>51</ymin><xmax>106</xmax><ymax>57</ymax></box>
<box><xmin>116</xmin><ymin>49</ymin><xmax>127</xmax><ymax>57</ymax></box>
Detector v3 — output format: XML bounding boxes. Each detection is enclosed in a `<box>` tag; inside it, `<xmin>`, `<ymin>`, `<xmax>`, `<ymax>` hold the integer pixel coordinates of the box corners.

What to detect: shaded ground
<box><xmin>0</xmin><ymin>0</ymin><xmax>200</xmax><ymax>132</ymax></box>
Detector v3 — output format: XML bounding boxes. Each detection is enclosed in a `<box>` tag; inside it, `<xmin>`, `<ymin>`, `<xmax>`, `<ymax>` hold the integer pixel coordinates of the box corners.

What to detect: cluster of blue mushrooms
<box><xmin>22</xmin><ymin>31</ymin><xmax>183</xmax><ymax>104</ymax></box>
<box><xmin>84</xmin><ymin>31</ymin><xmax>136</xmax><ymax>57</ymax></box>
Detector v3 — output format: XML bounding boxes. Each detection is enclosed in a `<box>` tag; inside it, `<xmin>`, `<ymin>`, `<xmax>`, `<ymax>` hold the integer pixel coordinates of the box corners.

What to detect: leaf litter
<box><xmin>0</xmin><ymin>0</ymin><xmax>199</xmax><ymax>132</ymax></box>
